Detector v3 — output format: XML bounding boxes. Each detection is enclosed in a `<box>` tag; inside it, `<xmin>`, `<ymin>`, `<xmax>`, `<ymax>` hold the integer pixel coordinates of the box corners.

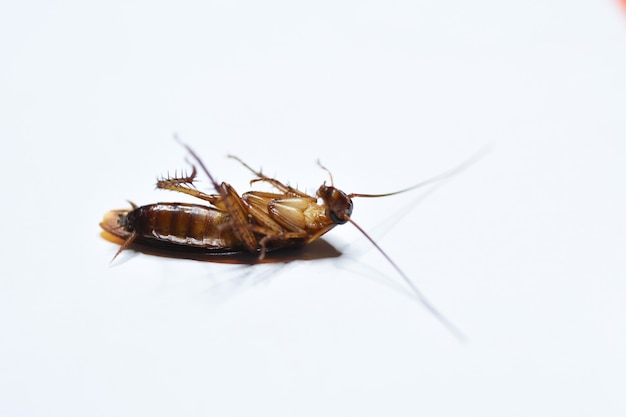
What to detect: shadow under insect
<box><xmin>100</xmin><ymin>229</ymin><xmax>342</xmax><ymax>264</ymax></box>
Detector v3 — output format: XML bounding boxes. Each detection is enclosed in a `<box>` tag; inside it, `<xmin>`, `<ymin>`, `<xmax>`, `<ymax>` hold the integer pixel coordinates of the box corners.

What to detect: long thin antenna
<box><xmin>343</xmin><ymin>146</ymin><xmax>491</xmax><ymax>341</ymax></box>
<box><xmin>347</xmin><ymin>218</ymin><xmax>466</xmax><ymax>342</ymax></box>
<box><xmin>350</xmin><ymin>144</ymin><xmax>491</xmax><ymax>199</ymax></box>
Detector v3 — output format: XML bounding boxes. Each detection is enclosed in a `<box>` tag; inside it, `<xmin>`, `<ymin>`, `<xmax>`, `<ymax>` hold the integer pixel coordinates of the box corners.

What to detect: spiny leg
<box><xmin>158</xmin><ymin>165</ymin><xmax>198</xmax><ymax>186</ymax></box>
<box><xmin>175</xmin><ymin>137</ymin><xmax>259</xmax><ymax>253</ymax></box>
<box><xmin>156</xmin><ymin>178</ymin><xmax>221</xmax><ymax>205</ymax></box>
<box><xmin>216</xmin><ymin>182</ymin><xmax>258</xmax><ymax>252</ymax></box>
<box><xmin>228</xmin><ymin>155</ymin><xmax>314</xmax><ymax>198</ymax></box>
<box><xmin>156</xmin><ymin>165</ymin><xmax>218</xmax><ymax>203</ymax></box>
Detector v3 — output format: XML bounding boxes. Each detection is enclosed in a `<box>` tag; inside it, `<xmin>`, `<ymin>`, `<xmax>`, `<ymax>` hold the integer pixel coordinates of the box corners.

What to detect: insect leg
<box><xmin>256</xmin><ymin>230</ymin><xmax>311</xmax><ymax>260</ymax></box>
<box><xmin>158</xmin><ymin>165</ymin><xmax>198</xmax><ymax>186</ymax></box>
<box><xmin>244</xmin><ymin>192</ymin><xmax>333</xmax><ymax>258</ymax></box>
<box><xmin>240</xmin><ymin>192</ymin><xmax>290</xmax><ymax>234</ymax></box>
<box><xmin>175</xmin><ymin>137</ymin><xmax>259</xmax><ymax>253</ymax></box>
<box><xmin>242</xmin><ymin>192</ymin><xmax>310</xmax><ymax>258</ymax></box>
<box><xmin>216</xmin><ymin>182</ymin><xmax>259</xmax><ymax>252</ymax></box>
<box><xmin>228</xmin><ymin>155</ymin><xmax>314</xmax><ymax>198</ymax></box>
<box><xmin>156</xmin><ymin>178</ymin><xmax>221</xmax><ymax>205</ymax></box>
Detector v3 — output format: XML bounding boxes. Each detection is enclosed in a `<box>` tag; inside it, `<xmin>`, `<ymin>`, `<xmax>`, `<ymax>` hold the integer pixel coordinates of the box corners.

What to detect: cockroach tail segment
<box><xmin>99</xmin><ymin>208</ymin><xmax>139</xmax><ymax>262</ymax></box>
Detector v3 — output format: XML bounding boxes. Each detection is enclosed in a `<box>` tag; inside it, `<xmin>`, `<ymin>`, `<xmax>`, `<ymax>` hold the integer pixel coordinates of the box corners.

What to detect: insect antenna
<box><xmin>346</xmin><ymin>217</ymin><xmax>466</xmax><ymax>342</ymax></box>
<box><xmin>343</xmin><ymin>147</ymin><xmax>490</xmax><ymax>341</ymax></box>
<box><xmin>317</xmin><ymin>159</ymin><xmax>335</xmax><ymax>186</ymax></box>
<box><xmin>350</xmin><ymin>147</ymin><xmax>489</xmax><ymax>199</ymax></box>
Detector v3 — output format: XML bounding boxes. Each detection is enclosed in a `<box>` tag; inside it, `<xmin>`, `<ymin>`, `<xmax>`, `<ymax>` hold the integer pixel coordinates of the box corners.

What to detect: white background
<box><xmin>1</xmin><ymin>1</ymin><xmax>625</xmax><ymax>416</ymax></box>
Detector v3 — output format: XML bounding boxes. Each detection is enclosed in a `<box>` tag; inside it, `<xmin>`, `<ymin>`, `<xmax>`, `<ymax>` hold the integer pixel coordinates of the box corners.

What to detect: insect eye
<box><xmin>329</xmin><ymin>203</ymin><xmax>352</xmax><ymax>224</ymax></box>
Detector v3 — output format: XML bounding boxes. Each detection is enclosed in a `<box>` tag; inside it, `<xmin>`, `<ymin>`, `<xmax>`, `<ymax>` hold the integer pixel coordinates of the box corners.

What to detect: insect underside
<box><xmin>101</xmin><ymin>140</ymin><xmax>477</xmax><ymax>341</ymax></box>
<box><xmin>100</xmin><ymin>155</ymin><xmax>352</xmax><ymax>260</ymax></box>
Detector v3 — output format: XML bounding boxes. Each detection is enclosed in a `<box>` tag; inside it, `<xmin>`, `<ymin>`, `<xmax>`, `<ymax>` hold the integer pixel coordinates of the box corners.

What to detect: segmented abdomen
<box><xmin>127</xmin><ymin>203</ymin><xmax>242</xmax><ymax>249</ymax></box>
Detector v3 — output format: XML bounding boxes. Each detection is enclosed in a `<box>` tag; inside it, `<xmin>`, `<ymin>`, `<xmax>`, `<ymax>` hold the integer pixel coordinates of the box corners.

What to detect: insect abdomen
<box><xmin>127</xmin><ymin>203</ymin><xmax>241</xmax><ymax>249</ymax></box>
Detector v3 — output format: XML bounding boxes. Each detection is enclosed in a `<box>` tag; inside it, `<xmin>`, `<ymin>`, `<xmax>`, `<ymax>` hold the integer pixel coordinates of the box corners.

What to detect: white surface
<box><xmin>1</xmin><ymin>1</ymin><xmax>625</xmax><ymax>416</ymax></box>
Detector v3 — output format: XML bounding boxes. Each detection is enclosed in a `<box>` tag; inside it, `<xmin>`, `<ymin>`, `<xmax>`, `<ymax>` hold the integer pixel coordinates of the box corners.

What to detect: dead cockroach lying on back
<box><xmin>101</xmin><ymin>138</ymin><xmax>481</xmax><ymax>340</ymax></box>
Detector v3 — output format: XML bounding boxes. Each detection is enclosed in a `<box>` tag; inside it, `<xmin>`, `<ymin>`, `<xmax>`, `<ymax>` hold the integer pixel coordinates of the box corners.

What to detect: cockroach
<box><xmin>101</xmin><ymin>138</ymin><xmax>482</xmax><ymax>340</ymax></box>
